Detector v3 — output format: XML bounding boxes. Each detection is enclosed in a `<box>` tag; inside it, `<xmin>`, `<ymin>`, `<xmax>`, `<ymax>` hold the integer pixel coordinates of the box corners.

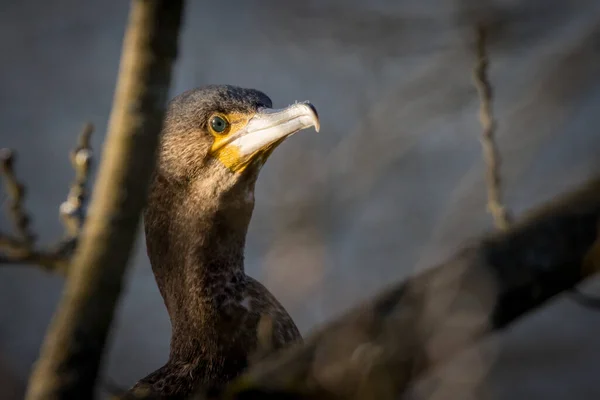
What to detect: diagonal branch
<box><xmin>471</xmin><ymin>22</ymin><xmax>600</xmax><ymax>311</ymax></box>
<box><xmin>224</xmin><ymin>177</ymin><xmax>600</xmax><ymax>400</ymax></box>
<box><xmin>0</xmin><ymin>123</ymin><xmax>94</xmax><ymax>274</ymax></box>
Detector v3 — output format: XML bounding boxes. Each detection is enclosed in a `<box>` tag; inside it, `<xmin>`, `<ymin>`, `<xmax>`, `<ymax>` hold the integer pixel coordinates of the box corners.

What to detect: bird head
<box><xmin>157</xmin><ymin>85</ymin><xmax>320</xmax><ymax>194</ymax></box>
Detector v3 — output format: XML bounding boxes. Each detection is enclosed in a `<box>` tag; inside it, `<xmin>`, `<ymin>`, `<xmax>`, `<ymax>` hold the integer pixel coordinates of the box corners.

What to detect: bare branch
<box><xmin>1</xmin><ymin>149</ymin><xmax>35</xmax><ymax>244</ymax></box>
<box><xmin>472</xmin><ymin>23</ymin><xmax>512</xmax><ymax>230</ymax></box>
<box><xmin>0</xmin><ymin>123</ymin><xmax>94</xmax><ymax>274</ymax></box>
<box><xmin>225</xmin><ymin>177</ymin><xmax>600</xmax><ymax>400</ymax></box>
<box><xmin>24</xmin><ymin>1</ymin><xmax>185</xmax><ymax>399</ymax></box>
<box><xmin>60</xmin><ymin>122</ymin><xmax>93</xmax><ymax>240</ymax></box>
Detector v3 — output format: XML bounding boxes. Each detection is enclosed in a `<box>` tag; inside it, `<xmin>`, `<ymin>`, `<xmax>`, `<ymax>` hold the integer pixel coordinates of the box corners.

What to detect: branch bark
<box><xmin>226</xmin><ymin>178</ymin><xmax>600</xmax><ymax>400</ymax></box>
<box><xmin>473</xmin><ymin>23</ymin><xmax>512</xmax><ymax>230</ymax></box>
<box><xmin>24</xmin><ymin>1</ymin><xmax>185</xmax><ymax>399</ymax></box>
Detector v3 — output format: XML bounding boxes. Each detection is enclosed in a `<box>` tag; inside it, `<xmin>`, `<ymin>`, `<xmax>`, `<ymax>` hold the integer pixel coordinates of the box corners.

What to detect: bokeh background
<box><xmin>2</xmin><ymin>0</ymin><xmax>600</xmax><ymax>398</ymax></box>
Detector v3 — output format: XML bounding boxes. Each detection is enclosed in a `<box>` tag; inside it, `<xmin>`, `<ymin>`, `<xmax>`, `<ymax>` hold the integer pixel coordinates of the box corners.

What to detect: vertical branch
<box><xmin>24</xmin><ymin>1</ymin><xmax>185</xmax><ymax>399</ymax></box>
<box><xmin>60</xmin><ymin>123</ymin><xmax>93</xmax><ymax>240</ymax></box>
<box><xmin>0</xmin><ymin>149</ymin><xmax>35</xmax><ymax>245</ymax></box>
<box><xmin>473</xmin><ymin>24</ymin><xmax>512</xmax><ymax>230</ymax></box>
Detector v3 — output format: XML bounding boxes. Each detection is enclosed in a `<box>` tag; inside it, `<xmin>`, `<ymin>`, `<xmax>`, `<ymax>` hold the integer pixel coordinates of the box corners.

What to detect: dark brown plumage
<box><xmin>128</xmin><ymin>85</ymin><xmax>319</xmax><ymax>399</ymax></box>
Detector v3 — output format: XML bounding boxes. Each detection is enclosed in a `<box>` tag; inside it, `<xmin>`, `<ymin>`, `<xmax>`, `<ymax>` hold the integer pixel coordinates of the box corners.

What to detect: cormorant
<box><xmin>128</xmin><ymin>85</ymin><xmax>320</xmax><ymax>398</ymax></box>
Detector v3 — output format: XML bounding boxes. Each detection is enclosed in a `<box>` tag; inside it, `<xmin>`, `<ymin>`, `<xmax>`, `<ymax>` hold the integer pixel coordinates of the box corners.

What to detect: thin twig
<box><xmin>0</xmin><ymin>123</ymin><xmax>94</xmax><ymax>273</ymax></box>
<box><xmin>0</xmin><ymin>149</ymin><xmax>35</xmax><ymax>244</ymax></box>
<box><xmin>60</xmin><ymin>122</ymin><xmax>93</xmax><ymax>239</ymax></box>
<box><xmin>473</xmin><ymin>24</ymin><xmax>511</xmax><ymax>230</ymax></box>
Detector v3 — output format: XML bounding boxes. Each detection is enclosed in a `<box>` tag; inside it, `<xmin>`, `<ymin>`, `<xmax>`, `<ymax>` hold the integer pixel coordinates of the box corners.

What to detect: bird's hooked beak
<box><xmin>232</xmin><ymin>102</ymin><xmax>319</xmax><ymax>156</ymax></box>
<box><xmin>213</xmin><ymin>102</ymin><xmax>320</xmax><ymax>172</ymax></box>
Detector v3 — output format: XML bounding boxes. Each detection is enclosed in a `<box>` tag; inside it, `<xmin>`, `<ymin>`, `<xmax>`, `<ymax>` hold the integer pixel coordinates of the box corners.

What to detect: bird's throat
<box><xmin>144</xmin><ymin>173</ymin><xmax>254</xmax><ymax>357</ymax></box>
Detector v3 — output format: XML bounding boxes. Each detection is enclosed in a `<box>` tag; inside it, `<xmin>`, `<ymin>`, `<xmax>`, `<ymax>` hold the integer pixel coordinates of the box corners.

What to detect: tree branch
<box><xmin>24</xmin><ymin>1</ymin><xmax>185</xmax><ymax>399</ymax></box>
<box><xmin>60</xmin><ymin>123</ymin><xmax>93</xmax><ymax>240</ymax></box>
<box><xmin>0</xmin><ymin>123</ymin><xmax>93</xmax><ymax>274</ymax></box>
<box><xmin>0</xmin><ymin>149</ymin><xmax>35</xmax><ymax>244</ymax></box>
<box><xmin>473</xmin><ymin>23</ymin><xmax>512</xmax><ymax>230</ymax></box>
<box><xmin>225</xmin><ymin>177</ymin><xmax>600</xmax><ymax>400</ymax></box>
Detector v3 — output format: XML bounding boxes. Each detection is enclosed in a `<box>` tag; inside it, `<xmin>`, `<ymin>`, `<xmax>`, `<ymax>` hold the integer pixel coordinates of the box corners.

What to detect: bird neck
<box><xmin>144</xmin><ymin>172</ymin><xmax>255</xmax><ymax>355</ymax></box>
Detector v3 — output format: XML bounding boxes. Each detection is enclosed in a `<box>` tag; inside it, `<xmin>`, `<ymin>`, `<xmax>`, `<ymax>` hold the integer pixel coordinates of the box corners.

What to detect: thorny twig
<box><xmin>0</xmin><ymin>123</ymin><xmax>93</xmax><ymax>273</ymax></box>
<box><xmin>472</xmin><ymin>23</ymin><xmax>512</xmax><ymax>230</ymax></box>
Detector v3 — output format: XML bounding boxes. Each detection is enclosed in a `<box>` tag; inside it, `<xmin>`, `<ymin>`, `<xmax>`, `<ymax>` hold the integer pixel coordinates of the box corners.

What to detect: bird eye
<box><xmin>210</xmin><ymin>115</ymin><xmax>229</xmax><ymax>134</ymax></box>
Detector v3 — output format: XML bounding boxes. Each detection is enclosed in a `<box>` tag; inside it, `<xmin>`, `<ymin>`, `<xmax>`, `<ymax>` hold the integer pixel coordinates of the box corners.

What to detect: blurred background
<box><xmin>1</xmin><ymin>0</ymin><xmax>600</xmax><ymax>398</ymax></box>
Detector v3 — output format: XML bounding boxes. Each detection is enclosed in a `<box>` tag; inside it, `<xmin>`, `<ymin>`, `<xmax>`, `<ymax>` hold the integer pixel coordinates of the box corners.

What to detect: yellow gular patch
<box><xmin>209</xmin><ymin>111</ymin><xmax>255</xmax><ymax>172</ymax></box>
